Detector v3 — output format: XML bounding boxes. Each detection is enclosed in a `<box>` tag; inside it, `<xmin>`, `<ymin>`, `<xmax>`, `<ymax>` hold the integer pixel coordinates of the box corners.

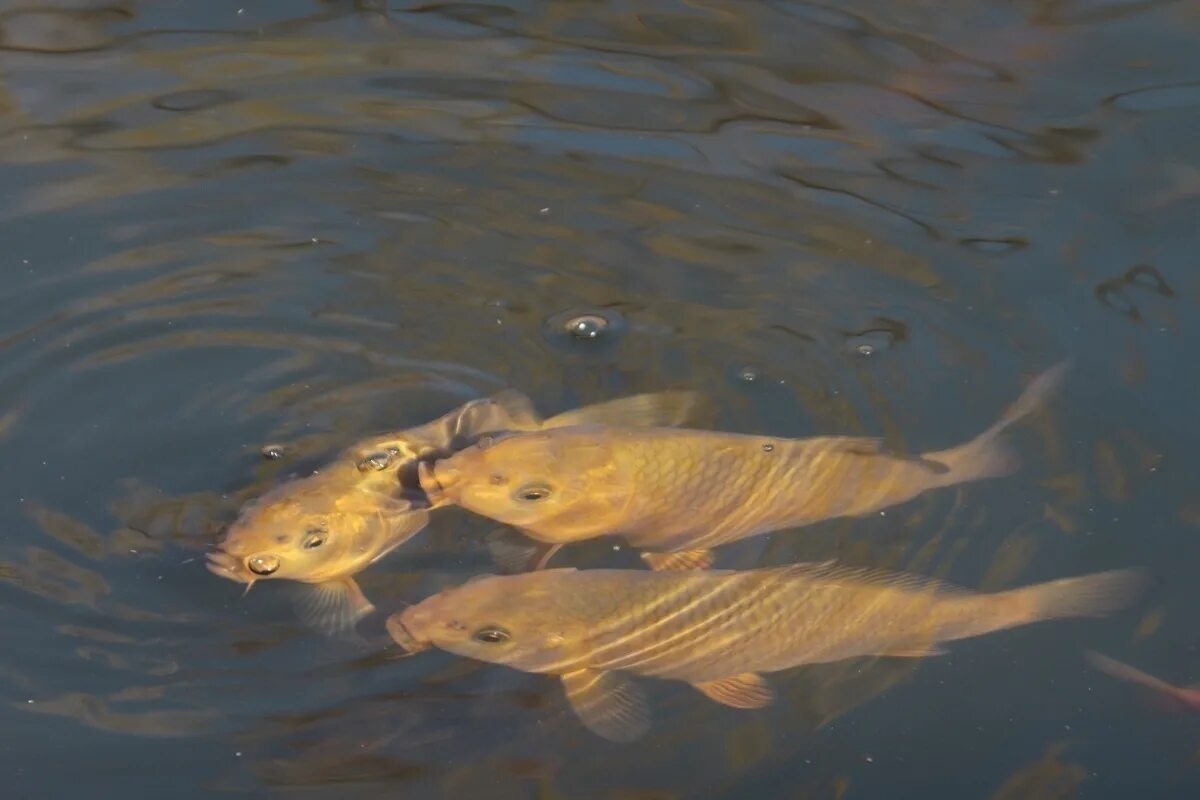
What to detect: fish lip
<box><xmin>386</xmin><ymin>610</ymin><xmax>431</xmax><ymax>654</ymax></box>
<box><xmin>417</xmin><ymin>461</ymin><xmax>454</xmax><ymax>504</ymax></box>
<box><xmin>205</xmin><ymin>549</ymin><xmax>250</xmax><ymax>584</ymax></box>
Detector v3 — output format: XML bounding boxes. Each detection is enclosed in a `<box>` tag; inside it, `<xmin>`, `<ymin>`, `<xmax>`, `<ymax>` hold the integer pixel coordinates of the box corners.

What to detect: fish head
<box><xmin>208</xmin><ymin>467</ymin><xmax>427</xmax><ymax>587</ymax></box>
<box><xmin>418</xmin><ymin>428</ymin><xmax>631</xmax><ymax>542</ymax></box>
<box><xmin>387</xmin><ymin>570</ymin><xmax>590</xmax><ymax>672</ymax></box>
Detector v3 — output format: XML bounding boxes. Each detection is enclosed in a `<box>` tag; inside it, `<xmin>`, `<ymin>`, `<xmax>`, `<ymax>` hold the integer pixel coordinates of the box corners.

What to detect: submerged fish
<box><xmin>207</xmin><ymin>389</ymin><xmax>702</xmax><ymax>634</ymax></box>
<box><xmin>1086</xmin><ymin>651</ymin><xmax>1200</xmax><ymax>713</ymax></box>
<box><xmin>388</xmin><ymin>563</ymin><xmax>1144</xmax><ymax>741</ymax></box>
<box><xmin>420</xmin><ymin>363</ymin><xmax>1066</xmax><ymax>571</ymax></box>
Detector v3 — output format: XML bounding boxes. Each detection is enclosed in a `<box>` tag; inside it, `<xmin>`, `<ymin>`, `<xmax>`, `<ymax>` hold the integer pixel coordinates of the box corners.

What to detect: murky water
<box><xmin>1</xmin><ymin>1</ymin><xmax>1198</xmax><ymax>797</ymax></box>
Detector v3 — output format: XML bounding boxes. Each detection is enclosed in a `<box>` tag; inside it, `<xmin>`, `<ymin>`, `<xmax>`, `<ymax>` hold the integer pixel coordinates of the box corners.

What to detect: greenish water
<box><xmin>0</xmin><ymin>1</ymin><xmax>1197</xmax><ymax>797</ymax></box>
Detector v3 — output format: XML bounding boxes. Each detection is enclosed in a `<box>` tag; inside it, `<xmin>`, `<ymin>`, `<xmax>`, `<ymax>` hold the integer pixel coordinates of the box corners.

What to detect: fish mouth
<box><xmin>417</xmin><ymin>461</ymin><xmax>458</xmax><ymax>506</ymax></box>
<box><xmin>385</xmin><ymin>610</ymin><xmax>431</xmax><ymax>654</ymax></box>
<box><xmin>205</xmin><ymin>549</ymin><xmax>250</xmax><ymax>584</ymax></box>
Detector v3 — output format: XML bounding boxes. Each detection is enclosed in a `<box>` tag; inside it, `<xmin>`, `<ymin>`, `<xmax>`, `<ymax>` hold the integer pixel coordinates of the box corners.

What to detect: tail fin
<box><xmin>1009</xmin><ymin>568</ymin><xmax>1148</xmax><ymax>624</ymax></box>
<box><xmin>924</xmin><ymin>361</ymin><xmax>1068</xmax><ymax>485</ymax></box>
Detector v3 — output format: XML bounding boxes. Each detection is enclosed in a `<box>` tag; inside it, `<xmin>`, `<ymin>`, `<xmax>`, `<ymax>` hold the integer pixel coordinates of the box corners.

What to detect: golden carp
<box><xmin>207</xmin><ymin>389</ymin><xmax>703</xmax><ymax>634</ymax></box>
<box><xmin>420</xmin><ymin>364</ymin><xmax>1066</xmax><ymax>571</ymax></box>
<box><xmin>388</xmin><ymin>563</ymin><xmax>1144</xmax><ymax>741</ymax></box>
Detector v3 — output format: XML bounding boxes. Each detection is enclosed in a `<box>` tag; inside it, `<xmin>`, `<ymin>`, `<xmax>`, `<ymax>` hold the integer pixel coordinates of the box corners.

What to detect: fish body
<box><xmin>389</xmin><ymin>563</ymin><xmax>1143</xmax><ymax>740</ymax></box>
<box><xmin>207</xmin><ymin>390</ymin><xmax>703</xmax><ymax>633</ymax></box>
<box><xmin>421</xmin><ymin>364</ymin><xmax>1066</xmax><ymax>568</ymax></box>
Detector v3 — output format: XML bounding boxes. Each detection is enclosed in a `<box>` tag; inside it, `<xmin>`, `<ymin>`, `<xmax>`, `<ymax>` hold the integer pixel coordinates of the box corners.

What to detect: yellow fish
<box><xmin>420</xmin><ymin>364</ymin><xmax>1065</xmax><ymax>570</ymax></box>
<box><xmin>388</xmin><ymin>563</ymin><xmax>1144</xmax><ymax>741</ymax></box>
<box><xmin>207</xmin><ymin>389</ymin><xmax>702</xmax><ymax>634</ymax></box>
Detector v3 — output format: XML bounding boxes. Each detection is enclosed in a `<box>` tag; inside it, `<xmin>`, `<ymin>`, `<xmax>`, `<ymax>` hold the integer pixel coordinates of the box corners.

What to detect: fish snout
<box><xmin>418</xmin><ymin>461</ymin><xmax>460</xmax><ymax>505</ymax></box>
<box><xmin>386</xmin><ymin>609</ymin><xmax>431</xmax><ymax>653</ymax></box>
<box><xmin>246</xmin><ymin>553</ymin><xmax>281</xmax><ymax>576</ymax></box>
<box><xmin>205</xmin><ymin>548</ymin><xmax>248</xmax><ymax>582</ymax></box>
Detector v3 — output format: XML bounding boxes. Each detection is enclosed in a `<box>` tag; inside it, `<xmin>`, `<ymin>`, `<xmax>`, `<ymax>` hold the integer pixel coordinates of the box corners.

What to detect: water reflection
<box><xmin>0</xmin><ymin>0</ymin><xmax>1196</xmax><ymax>797</ymax></box>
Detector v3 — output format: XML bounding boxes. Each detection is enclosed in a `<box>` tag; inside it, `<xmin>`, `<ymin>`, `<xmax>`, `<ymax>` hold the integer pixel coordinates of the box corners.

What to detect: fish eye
<box><xmin>472</xmin><ymin>625</ymin><xmax>511</xmax><ymax>644</ymax></box>
<box><xmin>513</xmin><ymin>484</ymin><xmax>552</xmax><ymax>503</ymax></box>
<box><xmin>302</xmin><ymin>530</ymin><xmax>327</xmax><ymax>549</ymax></box>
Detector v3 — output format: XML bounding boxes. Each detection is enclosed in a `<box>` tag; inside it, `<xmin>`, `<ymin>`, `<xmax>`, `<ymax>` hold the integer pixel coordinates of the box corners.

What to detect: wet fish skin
<box><xmin>209</xmin><ymin>389</ymin><xmax>704</xmax><ymax>634</ymax></box>
<box><xmin>389</xmin><ymin>562</ymin><xmax>1144</xmax><ymax>741</ymax></box>
<box><xmin>206</xmin><ymin>462</ymin><xmax>425</xmax><ymax>635</ymax></box>
<box><xmin>421</xmin><ymin>363</ymin><xmax>1066</xmax><ymax>566</ymax></box>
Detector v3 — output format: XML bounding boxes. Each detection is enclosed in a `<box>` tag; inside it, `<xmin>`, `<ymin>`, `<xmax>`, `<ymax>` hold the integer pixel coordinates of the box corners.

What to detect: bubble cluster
<box><xmin>260</xmin><ymin>444</ymin><xmax>286</xmax><ymax>460</ymax></box>
<box><xmin>357</xmin><ymin>451</ymin><xmax>392</xmax><ymax>471</ymax></box>
<box><xmin>565</xmin><ymin>314</ymin><xmax>608</xmax><ymax>339</ymax></box>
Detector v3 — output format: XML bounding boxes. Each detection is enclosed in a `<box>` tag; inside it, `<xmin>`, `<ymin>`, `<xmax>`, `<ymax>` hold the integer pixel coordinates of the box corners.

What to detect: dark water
<box><xmin>1</xmin><ymin>1</ymin><xmax>1198</xmax><ymax>797</ymax></box>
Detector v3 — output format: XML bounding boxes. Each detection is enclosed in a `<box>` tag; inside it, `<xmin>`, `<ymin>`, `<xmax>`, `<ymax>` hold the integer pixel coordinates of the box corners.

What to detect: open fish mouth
<box><xmin>385</xmin><ymin>611</ymin><xmax>431</xmax><ymax>654</ymax></box>
<box><xmin>205</xmin><ymin>549</ymin><xmax>249</xmax><ymax>583</ymax></box>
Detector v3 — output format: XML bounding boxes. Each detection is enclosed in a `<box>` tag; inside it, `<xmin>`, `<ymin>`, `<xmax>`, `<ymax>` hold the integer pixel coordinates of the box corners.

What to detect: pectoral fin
<box><xmin>485</xmin><ymin>528</ymin><xmax>563</xmax><ymax>573</ymax></box>
<box><xmin>543</xmin><ymin>391</ymin><xmax>706</xmax><ymax>429</ymax></box>
<box><xmin>293</xmin><ymin>578</ymin><xmax>375</xmax><ymax>636</ymax></box>
<box><xmin>560</xmin><ymin>669</ymin><xmax>650</xmax><ymax>742</ymax></box>
<box><xmin>692</xmin><ymin>673</ymin><xmax>774</xmax><ymax>709</ymax></box>
<box><xmin>642</xmin><ymin>549</ymin><xmax>714</xmax><ymax>571</ymax></box>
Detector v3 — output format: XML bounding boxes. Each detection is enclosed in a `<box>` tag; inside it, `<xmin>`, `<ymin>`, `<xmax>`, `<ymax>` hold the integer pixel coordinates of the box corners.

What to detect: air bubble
<box><xmin>565</xmin><ymin>315</ymin><xmax>607</xmax><ymax>339</ymax></box>
<box><xmin>260</xmin><ymin>444</ymin><xmax>285</xmax><ymax>460</ymax></box>
<box><xmin>843</xmin><ymin>318</ymin><xmax>907</xmax><ymax>356</ymax></box>
<box><xmin>542</xmin><ymin>308</ymin><xmax>628</xmax><ymax>354</ymax></box>
<box><xmin>358</xmin><ymin>451</ymin><xmax>392</xmax><ymax>471</ymax></box>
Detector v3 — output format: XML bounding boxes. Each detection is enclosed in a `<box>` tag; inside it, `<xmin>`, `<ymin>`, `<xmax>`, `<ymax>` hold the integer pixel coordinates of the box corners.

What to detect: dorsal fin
<box><xmin>438</xmin><ymin>391</ymin><xmax>542</xmax><ymax>441</ymax></box>
<box><xmin>542</xmin><ymin>391</ymin><xmax>706</xmax><ymax>429</ymax></box>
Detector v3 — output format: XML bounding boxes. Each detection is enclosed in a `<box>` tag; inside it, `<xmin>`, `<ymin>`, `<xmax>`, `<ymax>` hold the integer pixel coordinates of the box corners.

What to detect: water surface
<box><xmin>1</xmin><ymin>1</ymin><xmax>1198</xmax><ymax>797</ymax></box>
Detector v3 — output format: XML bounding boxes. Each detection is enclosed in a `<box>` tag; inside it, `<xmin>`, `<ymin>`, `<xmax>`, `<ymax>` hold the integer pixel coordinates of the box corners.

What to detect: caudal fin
<box><xmin>923</xmin><ymin>361</ymin><xmax>1068</xmax><ymax>486</ymax></box>
<box><xmin>1012</xmin><ymin>568</ymin><xmax>1148</xmax><ymax>623</ymax></box>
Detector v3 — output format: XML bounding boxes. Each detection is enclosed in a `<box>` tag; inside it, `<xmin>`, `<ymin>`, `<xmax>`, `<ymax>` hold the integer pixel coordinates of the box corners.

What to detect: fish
<box><xmin>419</xmin><ymin>363</ymin><xmax>1067</xmax><ymax>570</ymax></box>
<box><xmin>1085</xmin><ymin>651</ymin><xmax>1200</xmax><ymax>713</ymax></box>
<box><xmin>207</xmin><ymin>389</ymin><xmax>704</xmax><ymax>634</ymax></box>
<box><xmin>388</xmin><ymin>563</ymin><xmax>1144</xmax><ymax>741</ymax></box>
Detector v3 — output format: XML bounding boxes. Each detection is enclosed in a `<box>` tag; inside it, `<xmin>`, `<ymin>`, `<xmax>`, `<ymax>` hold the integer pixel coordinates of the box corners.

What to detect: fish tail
<box><xmin>1002</xmin><ymin>568</ymin><xmax>1148</xmax><ymax>625</ymax></box>
<box><xmin>923</xmin><ymin>361</ymin><xmax>1068</xmax><ymax>486</ymax></box>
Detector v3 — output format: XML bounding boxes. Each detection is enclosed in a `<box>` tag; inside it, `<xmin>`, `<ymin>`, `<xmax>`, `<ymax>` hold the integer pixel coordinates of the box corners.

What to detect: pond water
<box><xmin>1</xmin><ymin>1</ymin><xmax>1198</xmax><ymax>797</ymax></box>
